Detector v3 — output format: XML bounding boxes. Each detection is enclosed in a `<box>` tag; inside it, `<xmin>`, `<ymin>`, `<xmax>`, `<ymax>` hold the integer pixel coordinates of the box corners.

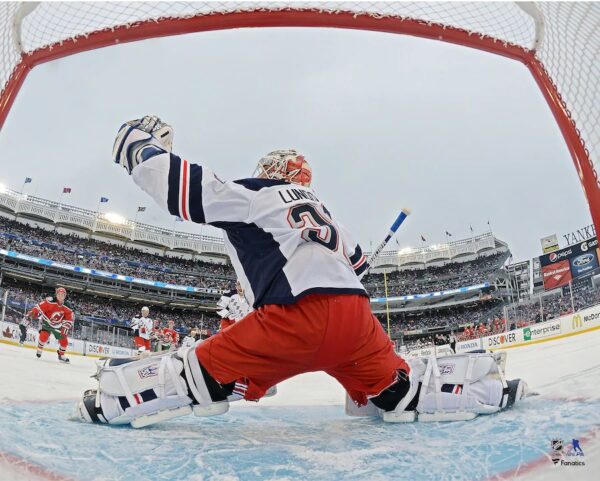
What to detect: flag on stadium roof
<box><xmin>63</xmin><ymin>187</ymin><xmax>71</xmax><ymax>194</ymax></box>
<box><xmin>100</xmin><ymin>197</ymin><xmax>109</xmax><ymax>203</ymax></box>
<box><xmin>421</xmin><ymin>235</ymin><xmax>426</xmax><ymax>242</ymax></box>
<box><xmin>445</xmin><ymin>231</ymin><xmax>452</xmax><ymax>236</ymax></box>
<box><xmin>24</xmin><ymin>177</ymin><xmax>32</xmax><ymax>183</ymax></box>
<box><xmin>137</xmin><ymin>206</ymin><xmax>146</xmax><ymax>212</ymax></box>
<box><xmin>470</xmin><ymin>225</ymin><xmax>474</xmax><ymax>233</ymax></box>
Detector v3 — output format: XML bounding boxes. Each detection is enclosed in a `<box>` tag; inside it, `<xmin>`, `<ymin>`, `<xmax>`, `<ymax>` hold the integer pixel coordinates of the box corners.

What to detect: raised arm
<box><xmin>112</xmin><ymin>116</ymin><xmax>253</xmax><ymax>225</ymax></box>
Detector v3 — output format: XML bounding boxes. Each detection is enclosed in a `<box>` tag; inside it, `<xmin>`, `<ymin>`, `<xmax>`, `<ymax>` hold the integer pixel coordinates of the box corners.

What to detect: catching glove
<box><xmin>112</xmin><ymin>115</ymin><xmax>174</xmax><ymax>174</ymax></box>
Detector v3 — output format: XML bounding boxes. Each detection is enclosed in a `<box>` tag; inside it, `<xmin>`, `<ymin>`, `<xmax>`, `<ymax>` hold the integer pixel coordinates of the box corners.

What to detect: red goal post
<box><xmin>0</xmin><ymin>2</ymin><xmax>598</xmax><ymax>231</ymax></box>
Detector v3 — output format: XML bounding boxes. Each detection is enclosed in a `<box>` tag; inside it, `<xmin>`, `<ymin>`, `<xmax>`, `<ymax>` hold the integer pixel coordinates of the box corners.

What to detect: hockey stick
<box><xmin>364</xmin><ymin>208</ymin><xmax>411</xmax><ymax>273</ymax></box>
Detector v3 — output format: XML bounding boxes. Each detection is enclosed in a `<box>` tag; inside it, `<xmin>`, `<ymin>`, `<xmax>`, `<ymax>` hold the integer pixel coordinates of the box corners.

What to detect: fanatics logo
<box><xmin>549</xmin><ymin>437</ymin><xmax>586</xmax><ymax>467</ymax></box>
<box><xmin>138</xmin><ymin>364</ymin><xmax>159</xmax><ymax>379</ymax></box>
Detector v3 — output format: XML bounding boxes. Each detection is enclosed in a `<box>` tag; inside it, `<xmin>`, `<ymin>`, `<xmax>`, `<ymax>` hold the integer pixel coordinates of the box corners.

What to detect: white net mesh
<box><xmin>15</xmin><ymin>2</ymin><xmax>538</xmax><ymax>52</ymax></box>
<box><xmin>0</xmin><ymin>2</ymin><xmax>598</xmax><ymax>187</ymax></box>
<box><xmin>535</xmin><ymin>2</ymin><xmax>599</xmax><ymax>180</ymax></box>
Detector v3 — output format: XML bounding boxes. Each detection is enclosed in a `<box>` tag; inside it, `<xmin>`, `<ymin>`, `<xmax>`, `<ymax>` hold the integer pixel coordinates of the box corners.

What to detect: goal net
<box><xmin>0</xmin><ymin>2</ymin><xmax>598</xmax><ymax>226</ymax></box>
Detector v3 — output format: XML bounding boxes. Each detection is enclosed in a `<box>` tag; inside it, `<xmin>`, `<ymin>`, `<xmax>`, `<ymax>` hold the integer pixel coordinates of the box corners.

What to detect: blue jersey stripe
<box><xmin>233</xmin><ymin>178</ymin><xmax>289</xmax><ymax>191</ymax></box>
<box><xmin>349</xmin><ymin>244</ymin><xmax>363</xmax><ymax>266</ymax></box>
<box><xmin>188</xmin><ymin>164</ymin><xmax>205</xmax><ymax>223</ymax></box>
<box><xmin>213</xmin><ymin>221</ymin><xmax>293</xmax><ymax>308</ymax></box>
<box><xmin>167</xmin><ymin>155</ymin><xmax>182</xmax><ymax>217</ymax></box>
<box><xmin>354</xmin><ymin>262</ymin><xmax>369</xmax><ymax>277</ymax></box>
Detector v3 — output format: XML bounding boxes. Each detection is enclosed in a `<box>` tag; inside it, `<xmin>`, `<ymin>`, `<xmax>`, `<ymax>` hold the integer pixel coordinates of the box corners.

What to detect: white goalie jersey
<box><xmin>130</xmin><ymin>150</ymin><xmax>368</xmax><ymax>308</ymax></box>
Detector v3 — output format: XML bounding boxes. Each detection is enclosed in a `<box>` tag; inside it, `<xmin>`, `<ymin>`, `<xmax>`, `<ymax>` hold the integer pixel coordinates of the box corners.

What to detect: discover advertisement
<box><xmin>85</xmin><ymin>342</ymin><xmax>134</xmax><ymax>358</ymax></box>
<box><xmin>484</xmin><ymin>331</ymin><xmax>523</xmax><ymax>349</ymax></box>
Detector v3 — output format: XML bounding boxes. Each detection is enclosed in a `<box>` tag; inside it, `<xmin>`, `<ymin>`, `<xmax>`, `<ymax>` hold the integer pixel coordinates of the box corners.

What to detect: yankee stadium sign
<box><xmin>563</xmin><ymin>224</ymin><xmax>596</xmax><ymax>246</ymax></box>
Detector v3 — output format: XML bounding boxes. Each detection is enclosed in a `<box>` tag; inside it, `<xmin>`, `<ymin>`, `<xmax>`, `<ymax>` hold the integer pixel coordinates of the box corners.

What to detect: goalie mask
<box><xmin>253</xmin><ymin>149</ymin><xmax>312</xmax><ymax>187</ymax></box>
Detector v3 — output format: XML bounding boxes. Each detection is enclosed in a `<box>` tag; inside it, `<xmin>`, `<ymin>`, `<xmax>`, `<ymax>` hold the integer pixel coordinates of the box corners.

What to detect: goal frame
<box><xmin>0</xmin><ymin>8</ymin><xmax>596</xmax><ymax>233</ymax></box>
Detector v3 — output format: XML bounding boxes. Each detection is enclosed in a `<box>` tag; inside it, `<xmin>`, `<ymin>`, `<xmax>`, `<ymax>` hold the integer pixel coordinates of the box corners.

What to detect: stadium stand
<box><xmin>2</xmin><ymin>210</ymin><xmax>600</xmax><ymax>354</ymax></box>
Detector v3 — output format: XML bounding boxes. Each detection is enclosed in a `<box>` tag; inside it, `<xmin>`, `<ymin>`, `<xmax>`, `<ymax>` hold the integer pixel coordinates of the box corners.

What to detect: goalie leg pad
<box><xmin>75</xmin><ymin>344</ymin><xmax>230</xmax><ymax>427</ymax></box>
<box><xmin>415</xmin><ymin>352</ymin><xmax>512</xmax><ymax>421</ymax></box>
<box><xmin>75</xmin><ymin>352</ymin><xmax>193</xmax><ymax>426</ymax></box>
<box><xmin>380</xmin><ymin>352</ymin><xmax>525</xmax><ymax>422</ymax></box>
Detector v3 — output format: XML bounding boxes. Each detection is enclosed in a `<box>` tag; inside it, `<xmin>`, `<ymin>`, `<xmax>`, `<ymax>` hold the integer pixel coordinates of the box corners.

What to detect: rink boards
<box><xmin>0</xmin><ymin>320</ymin><xmax>135</xmax><ymax>357</ymax></box>
<box><xmin>4</xmin><ymin>302</ymin><xmax>600</xmax><ymax>361</ymax></box>
<box><xmin>405</xmin><ymin>302</ymin><xmax>600</xmax><ymax>358</ymax></box>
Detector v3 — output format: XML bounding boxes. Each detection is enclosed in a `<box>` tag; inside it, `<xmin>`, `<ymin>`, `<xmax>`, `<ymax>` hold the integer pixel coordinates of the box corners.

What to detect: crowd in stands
<box><xmin>0</xmin><ymin>217</ymin><xmax>235</xmax><ymax>289</ymax></box>
<box><xmin>4</xmin><ymin>216</ymin><xmax>600</xmax><ymax>355</ymax></box>
<box><xmin>1</xmin><ymin>217</ymin><xmax>510</xmax><ymax>297</ymax></box>
<box><xmin>392</xmin><ymin>283</ymin><xmax>600</xmax><ymax>352</ymax></box>
<box><xmin>376</xmin><ymin>301</ymin><xmax>504</xmax><ymax>338</ymax></box>
<box><xmin>505</xmin><ymin>286</ymin><xmax>600</xmax><ymax>327</ymax></box>
<box><xmin>363</xmin><ymin>252</ymin><xmax>507</xmax><ymax>297</ymax></box>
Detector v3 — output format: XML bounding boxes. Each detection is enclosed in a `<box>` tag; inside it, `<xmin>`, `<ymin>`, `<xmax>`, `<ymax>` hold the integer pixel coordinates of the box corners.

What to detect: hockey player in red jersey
<box><xmin>75</xmin><ymin>116</ymin><xmax>526</xmax><ymax>427</ymax></box>
<box><xmin>160</xmin><ymin>320</ymin><xmax>180</xmax><ymax>351</ymax></box>
<box><xmin>27</xmin><ymin>287</ymin><xmax>74</xmax><ymax>363</ymax></box>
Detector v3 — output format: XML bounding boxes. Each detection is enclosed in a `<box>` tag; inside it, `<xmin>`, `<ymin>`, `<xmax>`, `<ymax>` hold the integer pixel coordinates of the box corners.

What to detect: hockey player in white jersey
<box><xmin>75</xmin><ymin>116</ymin><xmax>526</xmax><ymax>427</ymax></box>
<box><xmin>217</xmin><ymin>281</ymin><xmax>252</xmax><ymax>331</ymax></box>
<box><xmin>130</xmin><ymin>306</ymin><xmax>153</xmax><ymax>353</ymax></box>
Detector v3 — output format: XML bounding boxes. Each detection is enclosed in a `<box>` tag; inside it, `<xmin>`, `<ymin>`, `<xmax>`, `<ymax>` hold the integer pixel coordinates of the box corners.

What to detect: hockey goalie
<box><xmin>74</xmin><ymin>116</ymin><xmax>526</xmax><ymax>427</ymax></box>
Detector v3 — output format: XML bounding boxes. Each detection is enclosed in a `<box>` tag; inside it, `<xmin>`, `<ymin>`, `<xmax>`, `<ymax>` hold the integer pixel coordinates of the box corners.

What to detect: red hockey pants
<box><xmin>134</xmin><ymin>337</ymin><xmax>151</xmax><ymax>351</ymax></box>
<box><xmin>38</xmin><ymin>329</ymin><xmax>68</xmax><ymax>349</ymax></box>
<box><xmin>196</xmin><ymin>293</ymin><xmax>409</xmax><ymax>405</ymax></box>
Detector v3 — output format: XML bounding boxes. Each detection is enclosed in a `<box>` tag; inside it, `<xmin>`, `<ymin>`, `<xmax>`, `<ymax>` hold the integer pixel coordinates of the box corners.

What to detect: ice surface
<box><xmin>1</xmin><ymin>329</ymin><xmax>599</xmax><ymax>481</ymax></box>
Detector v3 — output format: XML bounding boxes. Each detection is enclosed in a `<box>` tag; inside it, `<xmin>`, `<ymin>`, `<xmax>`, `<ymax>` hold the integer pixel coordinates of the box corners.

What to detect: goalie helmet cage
<box><xmin>0</xmin><ymin>2</ymin><xmax>598</xmax><ymax>229</ymax></box>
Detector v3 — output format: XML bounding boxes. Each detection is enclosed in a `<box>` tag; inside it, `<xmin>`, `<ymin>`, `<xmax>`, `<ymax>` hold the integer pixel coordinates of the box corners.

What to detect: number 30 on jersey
<box><xmin>287</xmin><ymin>203</ymin><xmax>339</xmax><ymax>251</ymax></box>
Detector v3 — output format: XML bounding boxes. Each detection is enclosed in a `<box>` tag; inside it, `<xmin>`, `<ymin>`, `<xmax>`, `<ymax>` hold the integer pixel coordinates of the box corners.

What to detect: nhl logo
<box><xmin>551</xmin><ymin>439</ymin><xmax>564</xmax><ymax>452</ymax></box>
<box><xmin>551</xmin><ymin>438</ymin><xmax>564</xmax><ymax>465</ymax></box>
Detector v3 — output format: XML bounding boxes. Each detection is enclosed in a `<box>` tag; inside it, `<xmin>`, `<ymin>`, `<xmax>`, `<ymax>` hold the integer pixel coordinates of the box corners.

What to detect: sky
<box><xmin>0</xmin><ymin>26</ymin><xmax>592</xmax><ymax>262</ymax></box>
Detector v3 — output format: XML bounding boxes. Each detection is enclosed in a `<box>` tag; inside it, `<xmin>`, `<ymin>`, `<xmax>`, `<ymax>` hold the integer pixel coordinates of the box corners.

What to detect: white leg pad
<box><xmin>379</xmin><ymin>352</ymin><xmax>511</xmax><ymax>423</ymax></box>
<box><xmin>415</xmin><ymin>353</ymin><xmax>507</xmax><ymax>421</ymax></box>
<box><xmin>84</xmin><ymin>343</ymin><xmax>230</xmax><ymax>427</ymax></box>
